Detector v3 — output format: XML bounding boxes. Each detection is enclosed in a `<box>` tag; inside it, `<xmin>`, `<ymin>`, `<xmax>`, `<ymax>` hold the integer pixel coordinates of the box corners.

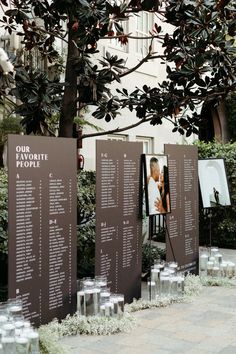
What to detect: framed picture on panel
<box><xmin>142</xmin><ymin>154</ymin><xmax>171</xmax><ymax>216</ymax></box>
<box><xmin>198</xmin><ymin>158</ymin><xmax>231</xmax><ymax>208</ymax></box>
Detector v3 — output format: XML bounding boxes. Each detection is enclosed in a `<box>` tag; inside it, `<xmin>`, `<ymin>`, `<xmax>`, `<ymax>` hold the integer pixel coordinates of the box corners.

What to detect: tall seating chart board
<box><xmin>164</xmin><ymin>144</ymin><xmax>199</xmax><ymax>273</ymax></box>
<box><xmin>8</xmin><ymin>135</ymin><xmax>77</xmax><ymax>326</ymax></box>
<box><xmin>96</xmin><ymin>140</ymin><xmax>142</xmax><ymax>303</ymax></box>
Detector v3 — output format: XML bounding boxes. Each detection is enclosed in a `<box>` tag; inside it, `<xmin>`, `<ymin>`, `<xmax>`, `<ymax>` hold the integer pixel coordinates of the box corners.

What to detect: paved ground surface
<box><xmin>61</xmin><ymin>248</ymin><xmax>236</xmax><ymax>354</ymax></box>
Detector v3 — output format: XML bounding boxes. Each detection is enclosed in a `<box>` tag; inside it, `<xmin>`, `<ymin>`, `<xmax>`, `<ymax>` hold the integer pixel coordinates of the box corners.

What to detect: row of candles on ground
<box><xmin>77</xmin><ymin>276</ymin><xmax>124</xmax><ymax>318</ymax></box>
<box><xmin>199</xmin><ymin>247</ymin><xmax>236</xmax><ymax>278</ymax></box>
<box><xmin>0</xmin><ymin>298</ymin><xmax>39</xmax><ymax>354</ymax></box>
<box><xmin>148</xmin><ymin>261</ymin><xmax>185</xmax><ymax>300</ymax></box>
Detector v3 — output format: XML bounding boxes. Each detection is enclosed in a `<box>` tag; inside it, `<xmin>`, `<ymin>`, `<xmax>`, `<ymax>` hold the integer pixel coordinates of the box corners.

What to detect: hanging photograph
<box><xmin>198</xmin><ymin>158</ymin><xmax>231</xmax><ymax>208</ymax></box>
<box><xmin>143</xmin><ymin>154</ymin><xmax>171</xmax><ymax>216</ymax></box>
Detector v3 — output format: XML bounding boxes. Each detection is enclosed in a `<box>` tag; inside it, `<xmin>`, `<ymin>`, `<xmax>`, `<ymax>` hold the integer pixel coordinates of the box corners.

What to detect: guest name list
<box><xmin>8</xmin><ymin>135</ymin><xmax>77</xmax><ymax>326</ymax></box>
<box><xmin>96</xmin><ymin>140</ymin><xmax>142</xmax><ymax>303</ymax></box>
<box><xmin>164</xmin><ymin>144</ymin><xmax>199</xmax><ymax>274</ymax></box>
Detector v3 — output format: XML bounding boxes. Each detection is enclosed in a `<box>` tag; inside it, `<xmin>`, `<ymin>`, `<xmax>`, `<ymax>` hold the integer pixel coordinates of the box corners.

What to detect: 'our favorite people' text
<box><xmin>16</xmin><ymin>145</ymin><xmax>48</xmax><ymax>168</ymax></box>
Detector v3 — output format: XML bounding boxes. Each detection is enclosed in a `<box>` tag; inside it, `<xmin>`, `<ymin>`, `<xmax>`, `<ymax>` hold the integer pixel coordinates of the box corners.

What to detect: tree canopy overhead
<box><xmin>0</xmin><ymin>0</ymin><xmax>235</xmax><ymax>138</ymax></box>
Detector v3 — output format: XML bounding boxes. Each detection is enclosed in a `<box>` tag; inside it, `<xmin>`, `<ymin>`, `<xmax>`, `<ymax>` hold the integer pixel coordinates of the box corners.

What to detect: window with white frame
<box><xmin>107</xmin><ymin>134</ymin><xmax>128</xmax><ymax>141</ymax></box>
<box><xmin>135</xmin><ymin>12</ymin><xmax>154</xmax><ymax>55</ymax></box>
<box><xmin>108</xmin><ymin>20</ymin><xmax>129</xmax><ymax>53</ymax></box>
<box><xmin>136</xmin><ymin>136</ymin><xmax>153</xmax><ymax>153</ymax></box>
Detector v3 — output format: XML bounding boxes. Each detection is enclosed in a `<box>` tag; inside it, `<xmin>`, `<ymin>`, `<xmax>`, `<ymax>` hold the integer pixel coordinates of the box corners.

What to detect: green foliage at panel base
<box><xmin>196</xmin><ymin>140</ymin><xmax>236</xmax><ymax>248</ymax></box>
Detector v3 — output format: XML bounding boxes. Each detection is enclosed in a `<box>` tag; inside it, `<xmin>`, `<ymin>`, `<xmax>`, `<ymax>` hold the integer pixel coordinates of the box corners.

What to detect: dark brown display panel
<box><xmin>164</xmin><ymin>144</ymin><xmax>199</xmax><ymax>273</ymax></box>
<box><xmin>96</xmin><ymin>140</ymin><xmax>143</xmax><ymax>303</ymax></box>
<box><xmin>8</xmin><ymin>135</ymin><xmax>77</xmax><ymax>327</ymax></box>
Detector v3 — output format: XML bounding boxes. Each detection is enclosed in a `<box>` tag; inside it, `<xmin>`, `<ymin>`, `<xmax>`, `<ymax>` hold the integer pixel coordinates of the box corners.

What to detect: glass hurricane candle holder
<box><xmin>168</xmin><ymin>262</ymin><xmax>178</xmax><ymax>274</ymax></box>
<box><xmin>207</xmin><ymin>261</ymin><xmax>214</xmax><ymax>276</ymax></box>
<box><xmin>7</xmin><ymin>298</ymin><xmax>23</xmax><ymax>320</ymax></box>
<box><xmin>14</xmin><ymin>316</ymin><xmax>25</xmax><ymax>337</ymax></box>
<box><xmin>147</xmin><ymin>277</ymin><xmax>157</xmax><ymax>301</ymax></box>
<box><xmin>151</xmin><ymin>267</ymin><xmax>160</xmax><ymax>298</ymax></box>
<box><xmin>210</xmin><ymin>247</ymin><xmax>219</xmax><ymax>258</ymax></box>
<box><xmin>104</xmin><ymin>301</ymin><xmax>114</xmax><ymax>317</ymax></box>
<box><xmin>170</xmin><ymin>274</ymin><xmax>179</xmax><ymax>299</ymax></box>
<box><xmin>1</xmin><ymin>336</ymin><xmax>16</xmax><ymax>354</ymax></box>
<box><xmin>27</xmin><ymin>329</ymin><xmax>40</xmax><ymax>354</ymax></box>
<box><xmin>212</xmin><ymin>266</ymin><xmax>220</xmax><ymax>277</ymax></box>
<box><xmin>177</xmin><ymin>272</ymin><xmax>185</xmax><ymax>297</ymax></box>
<box><xmin>2</xmin><ymin>322</ymin><xmax>15</xmax><ymax>337</ymax></box>
<box><xmin>84</xmin><ymin>284</ymin><xmax>97</xmax><ymax>317</ymax></box>
<box><xmin>77</xmin><ymin>289</ymin><xmax>85</xmax><ymax>316</ymax></box>
<box><xmin>214</xmin><ymin>253</ymin><xmax>222</xmax><ymax>266</ymax></box>
<box><xmin>100</xmin><ymin>288</ymin><xmax>111</xmax><ymax>307</ymax></box>
<box><xmin>160</xmin><ymin>271</ymin><xmax>170</xmax><ymax>297</ymax></box>
<box><xmin>15</xmin><ymin>336</ymin><xmax>29</xmax><ymax>354</ymax></box>
<box><xmin>226</xmin><ymin>262</ymin><xmax>235</xmax><ymax>278</ymax></box>
<box><xmin>94</xmin><ymin>276</ymin><xmax>107</xmax><ymax>289</ymax></box>
<box><xmin>117</xmin><ymin>294</ymin><xmax>125</xmax><ymax>314</ymax></box>
<box><xmin>220</xmin><ymin>261</ymin><xmax>227</xmax><ymax>277</ymax></box>
<box><xmin>199</xmin><ymin>253</ymin><xmax>209</xmax><ymax>272</ymax></box>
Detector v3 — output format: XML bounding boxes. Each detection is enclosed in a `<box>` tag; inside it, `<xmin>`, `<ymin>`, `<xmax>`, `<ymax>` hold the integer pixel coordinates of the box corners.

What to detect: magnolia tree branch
<box><xmin>81</xmin><ymin>117</ymin><xmax>150</xmax><ymax>140</ymax></box>
<box><xmin>100</xmin><ymin>33</ymin><xmax>167</xmax><ymax>40</ymax></box>
<box><xmin>81</xmin><ymin>112</ymin><xmax>178</xmax><ymax>141</ymax></box>
<box><xmin>81</xmin><ymin>84</ymin><xmax>234</xmax><ymax>141</ymax></box>
<box><xmin>119</xmin><ymin>38</ymin><xmax>156</xmax><ymax>78</ymax></box>
<box><xmin>26</xmin><ymin>23</ymin><xmax>69</xmax><ymax>44</ymax></box>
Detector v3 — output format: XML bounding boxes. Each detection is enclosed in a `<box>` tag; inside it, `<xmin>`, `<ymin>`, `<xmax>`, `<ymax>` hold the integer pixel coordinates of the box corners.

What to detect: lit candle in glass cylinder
<box><xmin>200</xmin><ymin>254</ymin><xmax>209</xmax><ymax>272</ymax></box>
<box><xmin>0</xmin><ymin>314</ymin><xmax>8</xmax><ymax>329</ymax></box>
<box><xmin>2</xmin><ymin>322</ymin><xmax>15</xmax><ymax>337</ymax></box>
<box><xmin>209</xmin><ymin>256</ymin><xmax>215</xmax><ymax>263</ymax></box>
<box><xmin>212</xmin><ymin>266</ymin><xmax>220</xmax><ymax>277</ymax></box>
<box><xmin>95</xmin><ymin>276</ymin><xmax>107</xmax><ymax>289</ymax></box>
<box><xmin>147</xmin><ymin>278</ymin><xmax>157</xmax><ymax>301</ymax></box>
<box><xmin>207</xmin><ymin>261</ymin><xmax>214</xmax><ymax>276</ymax></box>
<box><xmin>160</xmin><ymin>271</ymin><xmax>170</xmax><ymax>297</ymax></box>
<box><xmin>170</xmin><ymin>275</ymin><xmax>179</xmax><ymax>299</ymax></box>
<box><xmin>93</xmin><ymin>287</ymin><xmax>101</xmax><ymax>315</ymax></box>
<box><xmin>14</xmin><ymin>316</ymin><xmax>25</xmax><ymax>337</ymax></box>
<box><xmin>15</xmin><ymin>336</ymin><xmax>29</xmax><ymax>354</ymax></box>
<box><xmin>104</xmin><ymin>301</ymin><xmax>114</xmax><ymax>317</ymax></box>
<box><xmin>226</xmin><ymin>262</ymin><xmax>235</xmax><ymax>278</ymax></box>
<box><xmin>151</xmin><ymin>267</ymin><xmax>160</xmax><ymax>282</ymax></box>
<box><xmin>116</xmin><ymin>294</ymin><xmax>124</xmax><ymax>317</ymax></box>
<box><xmin>7</xmin><ymin>298</ymin><xmax>23</xmax><ymax>320</ymax></box>
<box><xmin>84</xmin><ymin>286</ymin><xmax>97</xmax><ymax>317</ymax></box>
<box><xmin>110</xmin><ymin>294</ymin><xmax>124</xmax><ymax>318</ymax></box>
<box><xmin>100</xmin><ymin>288</ymin><xmax>111</xmax><ymax>315</ymax></box>
<box><xmin>177</xmin><ymin>273</ymin><xmax>185</xmax><ymax>297</ymax></box>
<box><xmin>220</xmin><ymin>261</ymin><xmax>227</xmax><ymax>277</ymax></box>
<box><xmin>214</xmin><ymin>253</ymin><xmax>222</xmax><ymax>266</ymax></box>
<box><xmin>99</xmin><ymin>304</ymin><xmax>105</xmax><ymax>317</ymax></box>
<box><xmin>77</xmin><ymin>290</ymin><xmax>85</xmax><ymax>315</ymax></box>
<box><xmin>168</xmin><ymin>262</ymin><xmax>178</xmax><ymax>275</ymax></box>
<box><xmin>27</xmin><ymin>329</ymin><xmax>40</xmax><ymax>354</ymax></box>
<box><xmin>210</xmin><ymin>247</ymin><xmax>219</xmax><ymax>258</ymax></box>
<box><xmin>1</xmin><ymin>336</ymin><xmax>16</xmax><ymax>354</ymax></box>
<box><xmin>151</xmin><ymin>267</ymin><xmax>160</xmax><ymax>297</ymax></box>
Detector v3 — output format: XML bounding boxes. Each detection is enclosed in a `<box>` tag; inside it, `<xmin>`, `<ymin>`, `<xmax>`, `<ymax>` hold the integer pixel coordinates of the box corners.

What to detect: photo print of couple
<box><xmin>143</xmin><ymin>154</ymin><xmax>171</xmax><ymax>216</ymax></box>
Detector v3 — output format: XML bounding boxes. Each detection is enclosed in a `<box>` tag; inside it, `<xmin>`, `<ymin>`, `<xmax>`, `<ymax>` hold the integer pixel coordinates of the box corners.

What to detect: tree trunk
<box><xmin>59</xmin><ymin>20</ymin><xmax>78</xmax><ymax>138</ymax></box>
